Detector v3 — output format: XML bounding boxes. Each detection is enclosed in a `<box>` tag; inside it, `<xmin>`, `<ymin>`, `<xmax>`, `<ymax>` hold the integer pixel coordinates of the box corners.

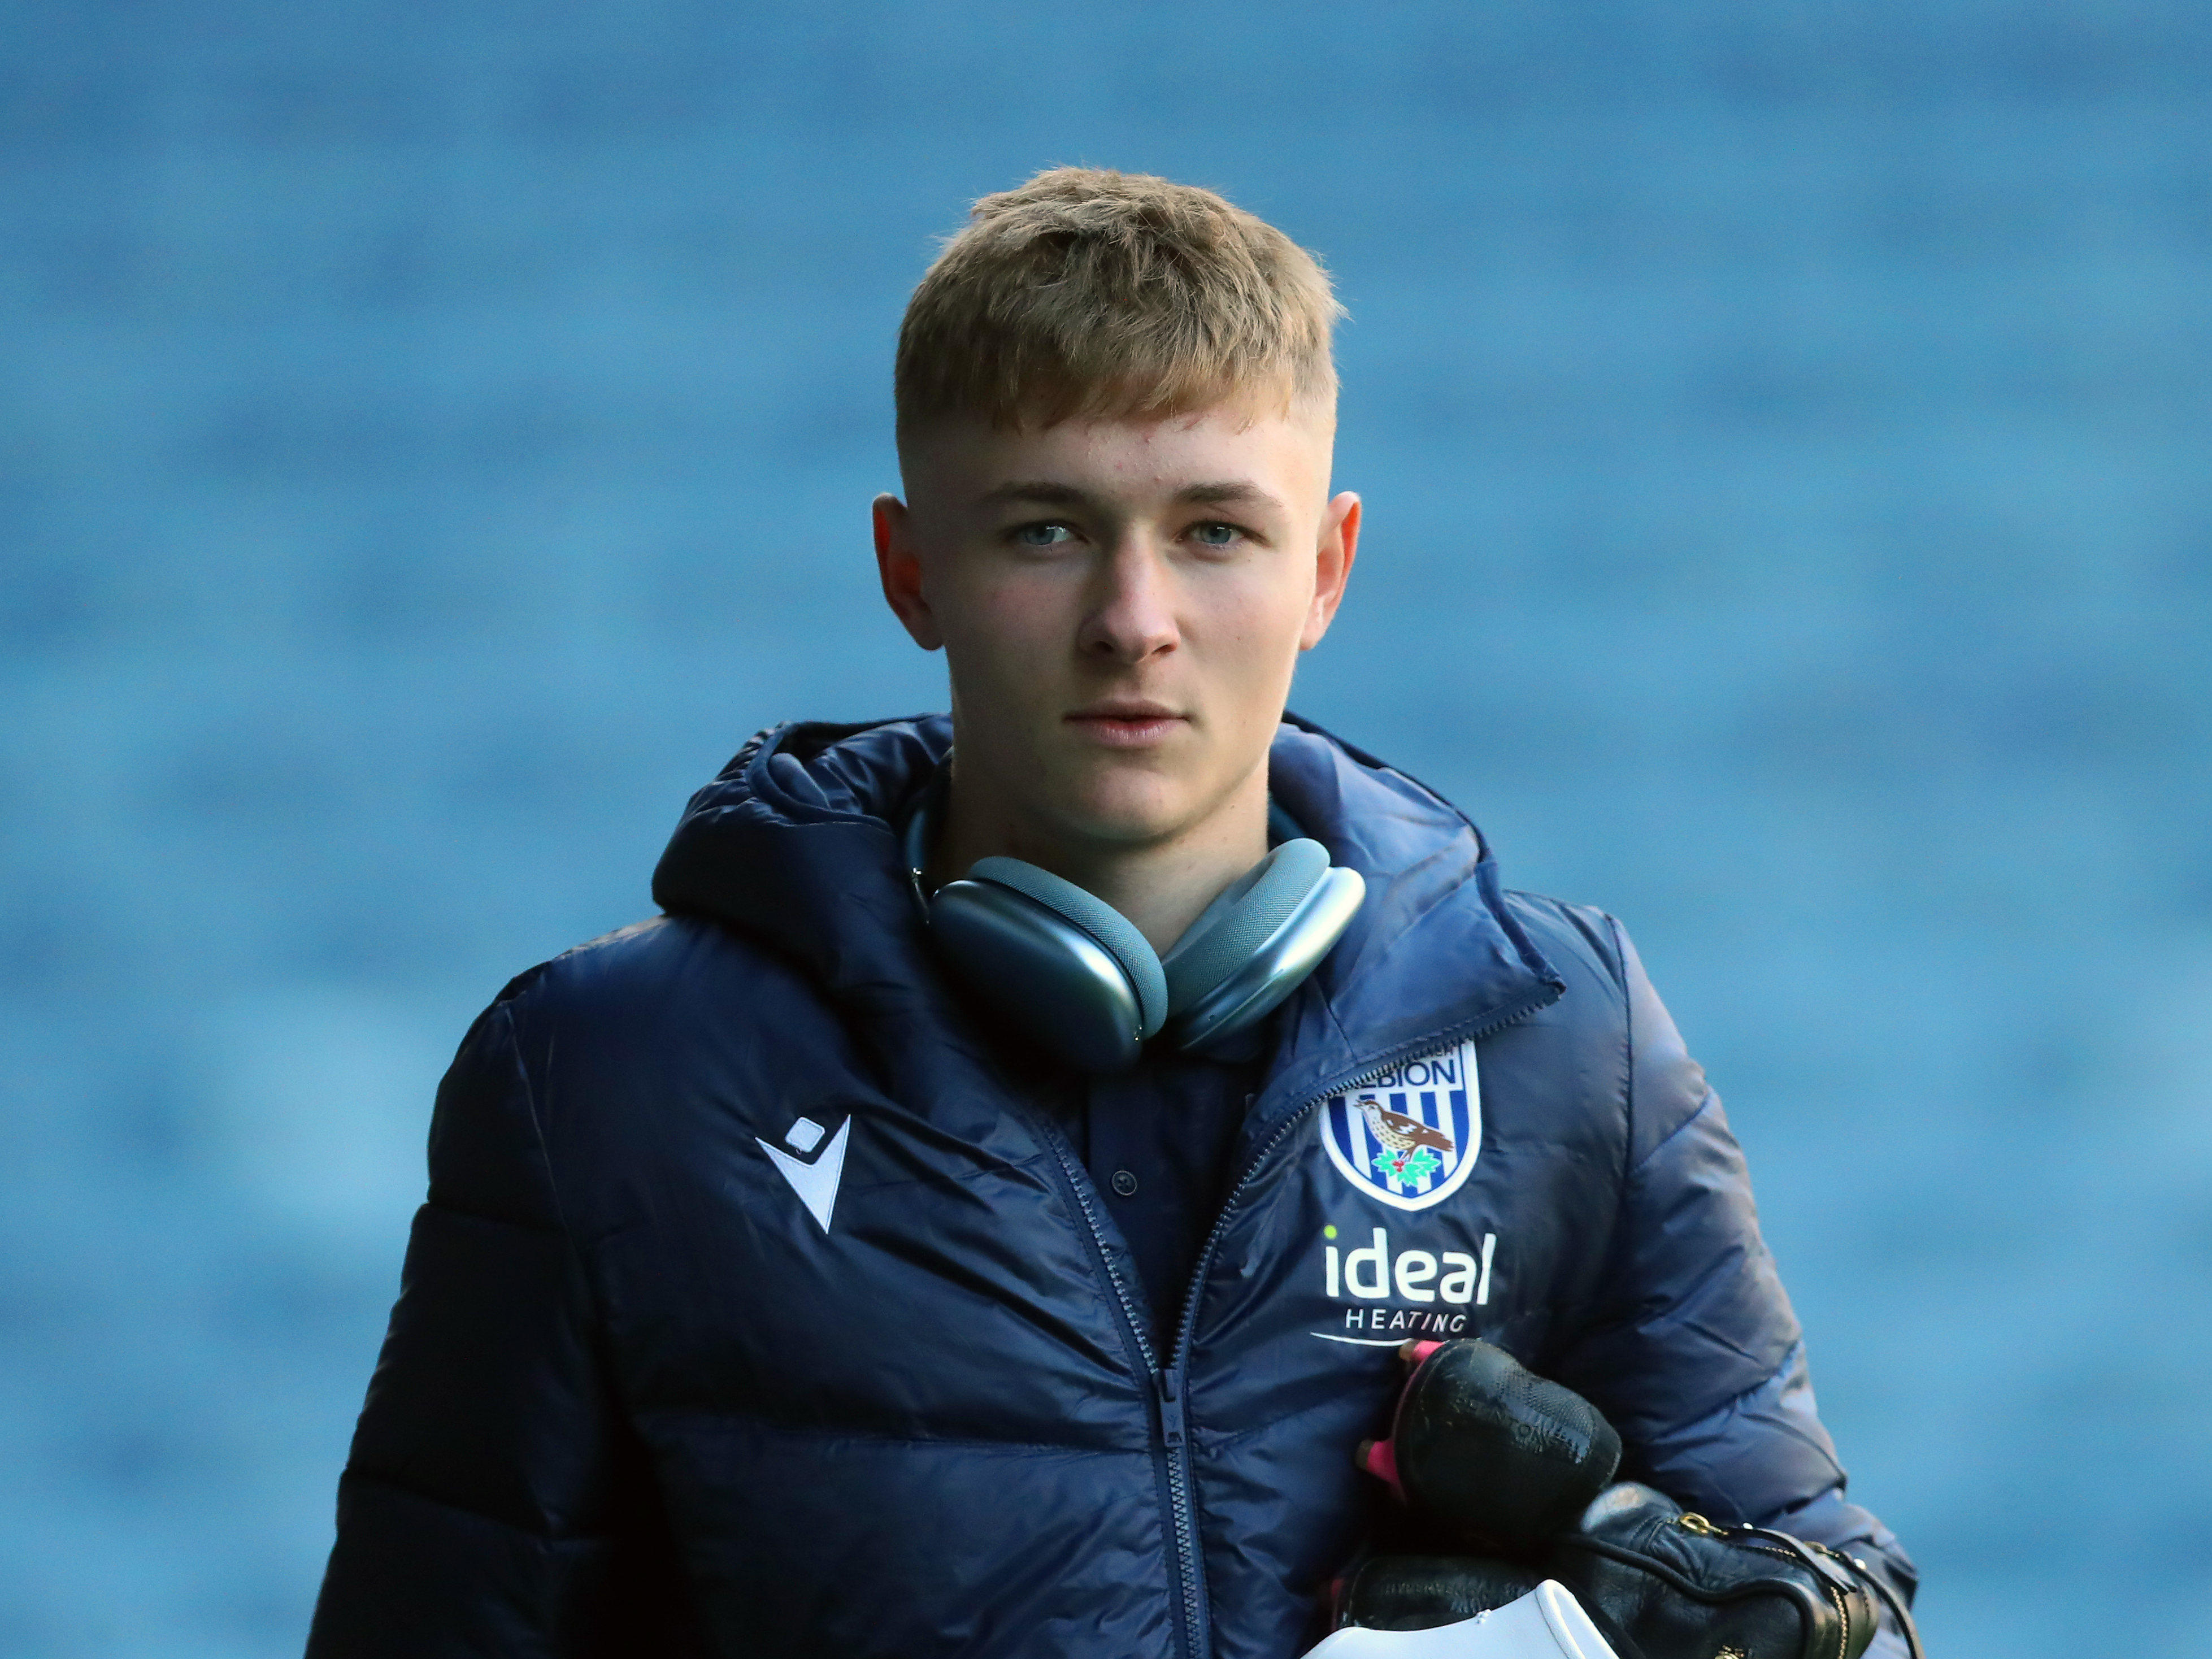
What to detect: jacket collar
<box><xmin>651</xmin><ymin>713</ymin><xmax>1563</xmax><ymax>1111</ymax></box>
<box><xmin>1253</xmin><ymin>713</ymin><xmax>1565</xmax><ymax>1127</ymax></box>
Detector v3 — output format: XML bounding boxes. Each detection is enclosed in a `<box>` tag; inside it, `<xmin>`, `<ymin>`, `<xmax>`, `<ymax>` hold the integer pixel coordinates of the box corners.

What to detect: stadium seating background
<box><xmin>3</xmin><ymin>2</ymin><xmax>2207</xmax><ymax>1652</ymax></box>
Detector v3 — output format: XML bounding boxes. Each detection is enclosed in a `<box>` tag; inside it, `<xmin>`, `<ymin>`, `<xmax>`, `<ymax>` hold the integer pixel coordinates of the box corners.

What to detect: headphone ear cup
<box><xmin>929</xmin><ymin>877</ymin><xmax>1158</xmax><ymax>1072</ymax></box>
<box><xmin>1162</xmin><ymin>839</ymin><xmax>1332</xmax><ymax>1013</ymax></box>
<box><xmin>964</xmin><ymin>858</ymin><xmax>1169</xmax><ymax>1035</ymax></box>
<box><xmin>924</xmin><ymin>857</ymin><xmax>1167</xmax><ymax>1074</ymax></box>
<box><xmin>1167</xmin><ymin>861</ymin><xmax>1366</xmax><ymax>1056</ymax></box>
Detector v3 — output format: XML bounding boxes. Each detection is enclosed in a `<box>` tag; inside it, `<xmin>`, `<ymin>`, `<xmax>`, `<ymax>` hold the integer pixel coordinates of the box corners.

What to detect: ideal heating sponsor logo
<box><xmin>1312</xmin><ymin>1223</ymin><xmax>1497</xmax><ymax>1346</ymax></box>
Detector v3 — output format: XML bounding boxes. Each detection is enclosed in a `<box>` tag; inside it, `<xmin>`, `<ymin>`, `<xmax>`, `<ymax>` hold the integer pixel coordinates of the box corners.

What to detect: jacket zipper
<box><xmin>1079</xmin><ymin>982</ymin><xmax>1566</xmax><ymax>1654</ymax></box>
<box><xmin>1033</xmin><ymin>1128</ymin><xmax>1209</xmax><ymax>1656</ymax></box>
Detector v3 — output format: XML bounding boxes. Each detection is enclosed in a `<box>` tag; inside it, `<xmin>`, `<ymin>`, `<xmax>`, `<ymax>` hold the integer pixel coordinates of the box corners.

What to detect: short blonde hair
<box><xmin>896</xmin><ymin>167</ymin><xmax>1342</xmax><ymax>433</ymax></box>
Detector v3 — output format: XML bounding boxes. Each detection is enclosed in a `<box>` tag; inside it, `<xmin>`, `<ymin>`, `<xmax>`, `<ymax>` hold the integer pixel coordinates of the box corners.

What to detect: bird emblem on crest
<box><xmin>1357</xmin><ymin>1093</ymin><xmax>1455</xmax><ymax>1185</ymax></box>
<box><xmin>1322</xmin><ymin>1043</ymin><xmax>1483</xmax><ymax>1211</ymax></box>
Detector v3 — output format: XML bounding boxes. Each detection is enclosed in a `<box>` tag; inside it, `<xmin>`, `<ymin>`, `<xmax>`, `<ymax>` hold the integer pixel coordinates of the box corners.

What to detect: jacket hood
<box><xmin>651</xmin><ymin>713</ymin><xmax>1563</xmax><ymax>1119</ymax></box>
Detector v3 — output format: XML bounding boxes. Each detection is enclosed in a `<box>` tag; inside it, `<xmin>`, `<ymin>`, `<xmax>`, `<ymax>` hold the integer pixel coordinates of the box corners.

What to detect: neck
<box><xmin>931</xmin><ymin>770</ymin><xmax>1272</xmax><ymax>956</ymax></box>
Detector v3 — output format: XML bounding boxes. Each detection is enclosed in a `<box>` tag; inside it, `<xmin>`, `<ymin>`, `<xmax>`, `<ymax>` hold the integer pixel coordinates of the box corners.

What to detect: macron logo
<box><xmin>756</xmin><ymin>1115</ymin><xmax>852</xmax><ymax>1235</ymax></box>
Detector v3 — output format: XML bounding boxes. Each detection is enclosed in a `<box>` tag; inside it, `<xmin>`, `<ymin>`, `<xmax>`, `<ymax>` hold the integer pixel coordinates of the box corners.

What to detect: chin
<box><xmin>1053</xmin><ymin>770</ymin><xmax>1198</xmax><ymax>846</ymax></box>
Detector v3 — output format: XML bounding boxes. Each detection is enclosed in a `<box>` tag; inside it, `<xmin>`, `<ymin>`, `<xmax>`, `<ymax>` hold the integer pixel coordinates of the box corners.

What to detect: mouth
<box><xmin>1064</xmin><ymin>700</ymin><xmax>1186</xmax><ymax>748</ymax></box>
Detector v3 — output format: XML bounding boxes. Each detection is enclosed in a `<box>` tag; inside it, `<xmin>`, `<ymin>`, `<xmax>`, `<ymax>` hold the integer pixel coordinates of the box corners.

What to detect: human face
<box><xmin>875</xmin><ymin>402</ymin><xmax>1359</xmax><ymax>857</ymax></box>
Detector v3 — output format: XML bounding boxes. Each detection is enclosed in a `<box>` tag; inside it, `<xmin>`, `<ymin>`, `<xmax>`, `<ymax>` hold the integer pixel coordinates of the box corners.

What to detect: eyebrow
<box><xmin>978</xmin><ymin>481</ymin><xmax>1095</xmax><ymax>510</ymax></box>
<box><xmin>976</xmin><ymin>479</ymin><xmax>1288</xmax><ymax>514</ymax></box>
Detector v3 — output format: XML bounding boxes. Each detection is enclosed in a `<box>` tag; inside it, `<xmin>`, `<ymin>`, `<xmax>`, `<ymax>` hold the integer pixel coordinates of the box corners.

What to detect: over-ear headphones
<box><xmin>903</xmin><ymin>785</ymin><xmax>1366</xmax><ymax>1072</ymax></box>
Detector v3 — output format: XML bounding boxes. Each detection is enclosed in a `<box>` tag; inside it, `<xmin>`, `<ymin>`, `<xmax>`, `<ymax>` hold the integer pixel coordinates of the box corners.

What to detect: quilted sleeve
<box><xmin>1548</xmin><ymin>923</ymin><xmax>1918</xmax><ymax>1615</ymax></box>
<box><xmin>304</xmin><ymin>993</ymin><xmax>687</xmax><ymax>1657</ymax></box>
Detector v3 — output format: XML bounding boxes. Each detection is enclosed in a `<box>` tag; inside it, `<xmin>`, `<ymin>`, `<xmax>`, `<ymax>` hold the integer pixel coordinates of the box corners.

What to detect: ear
<box><xmin>873</xmin><ymin>493</ymin><xmax>944</xmax><ymax>651</ymax></box>
<box><xmin>1299</xmin><ymin>492</ymin><xmax>1360</xmax><ymax>651</ymax></box>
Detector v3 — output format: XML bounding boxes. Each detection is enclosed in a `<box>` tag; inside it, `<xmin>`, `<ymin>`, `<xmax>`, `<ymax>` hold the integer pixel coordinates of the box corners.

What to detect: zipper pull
<box><xmin>1155</xmin><ymin>1367</ymin><xmax>1186</xmax><ymax>1449</ymax></box>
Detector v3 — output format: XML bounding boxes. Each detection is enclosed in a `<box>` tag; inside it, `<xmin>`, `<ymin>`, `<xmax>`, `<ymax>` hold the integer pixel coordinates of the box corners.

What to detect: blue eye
<box><xmin>1015</xmin><ymin>523</ymin><xmax>1076</xmax><ymax>546</ymax></box>
<box><xmin>1192</xmin><ymin>522</ymin><xmax>1239</xmax><ymax>548</ymax></box>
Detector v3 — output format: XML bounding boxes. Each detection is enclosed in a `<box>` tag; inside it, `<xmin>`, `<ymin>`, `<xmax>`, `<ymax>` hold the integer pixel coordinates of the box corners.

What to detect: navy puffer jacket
<box><xmin>306</xmin><ymin>714</ymin><xmax>1913</xmax><ymax>1658</ymax></box>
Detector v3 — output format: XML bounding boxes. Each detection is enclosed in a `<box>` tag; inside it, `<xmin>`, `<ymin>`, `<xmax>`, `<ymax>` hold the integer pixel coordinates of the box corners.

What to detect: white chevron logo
<box><xmin>755</xmin><ymin>1115</ymin><xmax>851</xmax><ymax>1234</ymax></box>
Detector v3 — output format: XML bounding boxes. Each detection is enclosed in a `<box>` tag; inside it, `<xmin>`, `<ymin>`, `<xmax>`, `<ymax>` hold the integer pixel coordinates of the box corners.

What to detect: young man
<box><xmin>306</xmin><ymin>169</ymin><xmax>1915</xmax><ymax>1657</ymax></box>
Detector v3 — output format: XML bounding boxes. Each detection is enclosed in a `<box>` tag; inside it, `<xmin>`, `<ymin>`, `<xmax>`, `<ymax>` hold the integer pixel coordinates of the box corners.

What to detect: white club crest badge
<box><xmin>1320</xmin><ymin>1039</ymin><xmax>1481</xmax><ymax>1211</ymax></box>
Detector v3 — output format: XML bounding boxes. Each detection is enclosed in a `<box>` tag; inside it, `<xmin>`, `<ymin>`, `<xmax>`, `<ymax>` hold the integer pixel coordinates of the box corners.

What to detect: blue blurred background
<box><xmin>3</xmin><ymin>2</ymin><xmax>2207</xmax><ymax>1653</ymax></box>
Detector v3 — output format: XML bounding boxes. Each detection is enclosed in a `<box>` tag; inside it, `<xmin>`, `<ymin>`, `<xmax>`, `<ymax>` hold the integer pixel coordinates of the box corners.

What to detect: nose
<box><xmin>1079</xmin><ymin>533</ymin><xmax>1179</xmax><ymax>666</ymax></box>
